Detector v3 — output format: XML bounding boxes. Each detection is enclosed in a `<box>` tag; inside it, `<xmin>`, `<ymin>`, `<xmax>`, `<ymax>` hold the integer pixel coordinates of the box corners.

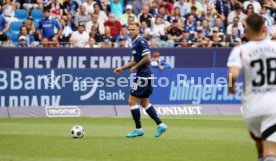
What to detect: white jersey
<box><xmin>227</xmin><ymin>40</ymin><xmax>276</xmax><ymax>118</ymax></box>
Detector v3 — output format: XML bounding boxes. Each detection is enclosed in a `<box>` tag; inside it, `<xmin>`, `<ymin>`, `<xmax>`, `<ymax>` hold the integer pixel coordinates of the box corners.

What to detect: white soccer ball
<box><xmin>71</xmin><ymin>125</ymin><xmax>84</xmax><ymax>138</ymax></box>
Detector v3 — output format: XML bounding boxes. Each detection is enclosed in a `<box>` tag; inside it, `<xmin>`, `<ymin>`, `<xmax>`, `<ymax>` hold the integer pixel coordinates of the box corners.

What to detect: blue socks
<box><xmin>145</xmin><ymin>104</ymin><xmax>162</xmax><ymax>125</ymax></box>
<box><xmin>130</xmin><ymin>105</ymin><xmax>141</xmax><ymax>129</ymax></box>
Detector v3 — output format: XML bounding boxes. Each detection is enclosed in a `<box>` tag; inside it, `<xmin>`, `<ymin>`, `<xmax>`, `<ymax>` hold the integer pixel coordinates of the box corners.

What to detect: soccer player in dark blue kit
<box><xmin>114</xmin><ymin>22</ymin><xmax>168</xmax><ymax>138</ymax></box>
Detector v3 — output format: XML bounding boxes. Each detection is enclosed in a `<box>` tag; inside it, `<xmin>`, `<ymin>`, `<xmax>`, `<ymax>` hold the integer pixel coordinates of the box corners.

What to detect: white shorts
<box><xmin>245</xmin><ymin>115</ymin><xmax>276</xmax><ymax>143</ymax></box>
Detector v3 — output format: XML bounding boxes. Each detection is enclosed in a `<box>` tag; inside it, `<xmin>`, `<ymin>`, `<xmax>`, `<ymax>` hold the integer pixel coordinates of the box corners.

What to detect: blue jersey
<box><xmin>39</xmin><ymin>17</ymin><xmax>61</xmax><ymax>40</ymax></box>
<box><xmin>131</xmin><ymin>36</ymin><xmax>153</xmax><ymax>77</ymax></box>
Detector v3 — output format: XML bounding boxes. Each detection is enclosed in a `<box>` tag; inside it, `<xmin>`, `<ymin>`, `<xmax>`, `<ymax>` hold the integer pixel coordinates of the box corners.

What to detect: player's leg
<box><xmin>250</xmin><ymin>132</ymin><xmax>264</xmax><ymax>161</ymax></box>
<box><xmin>262</xmin><ymin>141</ymin><xmax>276</xmax><ymax>161</ymax></box>
<box><xmin>125</xmin><ymin>95</ymin><xmax>144</xmax><ymax>138</ymax></box>
<box><xmin>140</xmin><ymin>98</ymin><xmax>167</xmax><ymax>138</ymax></box>
<box><xmin>261</xmin><ymin>115</ymin><xmax>276</xmax><ymax>160</ymax></box>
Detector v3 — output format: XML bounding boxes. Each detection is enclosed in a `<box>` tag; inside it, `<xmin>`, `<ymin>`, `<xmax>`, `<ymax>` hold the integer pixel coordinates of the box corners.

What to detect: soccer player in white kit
<box><xmin>227</xmin><ymin>13</ymin><xmax>276</xmax><ymax>161</ymax></box>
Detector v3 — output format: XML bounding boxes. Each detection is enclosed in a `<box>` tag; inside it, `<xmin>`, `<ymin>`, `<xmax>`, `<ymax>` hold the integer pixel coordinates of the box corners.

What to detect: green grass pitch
<box><xmin>0</xmin><ymin>116</ymin><xmax>256</xmax><ymax>161</ymax></box>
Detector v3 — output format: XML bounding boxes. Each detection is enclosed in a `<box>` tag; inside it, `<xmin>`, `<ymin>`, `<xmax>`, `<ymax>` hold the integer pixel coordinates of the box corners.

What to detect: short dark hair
<box><xmin>246</xmin><ymin>13</ymin><xmax>265</xmax><ymax>33</ymax></box>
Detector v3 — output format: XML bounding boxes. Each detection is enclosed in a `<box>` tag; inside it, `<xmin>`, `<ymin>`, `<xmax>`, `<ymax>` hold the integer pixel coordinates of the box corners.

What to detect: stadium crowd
<box><xmin>0</xmin><ymin>0</ymin><xmax>275</xmax><ymax>48</ymax></box>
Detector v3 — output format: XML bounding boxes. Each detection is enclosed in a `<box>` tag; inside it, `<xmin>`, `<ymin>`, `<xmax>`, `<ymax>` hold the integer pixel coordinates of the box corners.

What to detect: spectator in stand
<box><xmin>85</xmin><ymin>37</ymin><xmax>99</xmax><ymax>48</ymax></box>
<box><xmin>213</xmin><ymin>17</ymin><xmax>225</xmax><ymax>33</ymax></box>
<box><xmin>86</xmin><ymin>13</ymin><xmax>105</xmax><ymax>35</ymax></box>
<box><xmin>150</xmin><ymin>0</ymin><xmax>158</xmax><ymax>17</ymax></box>
<box><xmin>116</xmin><ymin>25</ymin><xmax>131</xmax><ymax>47</ymax></box>
<box><xmin>59</xmin><ymin>18</ymin><xmax>73</xmax><ymax>43</ymax></box>
<box><xmin>24</xmin><ymin>16</ymin><xmax>36</xmax><ymax>35</ymax></box>
<box><xmin>158</xmin><ymin>0</ymin><xmax>174</xmax><ymax>16</ymax></box>
<box><xmin>18</xmin><ymin>36</ymin><xmax>27</xmax><ymax>48</ymax></box>
<box><xmin>151</xmin><ymin>15</ymin><xmax>170</xmax><ymax>47</ymax></box>
<box><xmin>101</xmin><ymin>38</ymin><xmax>112</xmax><ymax>48</ymax></box>
<box><xmin>202</xmin><ymin>19</ymin><xmax>211</xmax><ymax>37</ymax></box>
<box><xmin>117</xmin><ymin>36</ymin><xmax>127</xmax><ymax>48</ymax></box>
<box><xmin>227</xmin><ymin>3</ymin><xmax>246</xmax><ymax>25</ymax></box>
<box><xmin>202</xmin><ymin>37</ymin><xmax>210</xmax><ymax>48</ymax></box>
<box><xmin>50</xmin><ymin>0</ymin><xmax>63</xmax><ymax>19</ymax></box>
<box><xmin>104</xmin><ymin>13</ymin><xmax>122</xmax><ymax>38</ymax></box>
<box><xmin>2</xmin><ymin>0</ymin><xmax>18</xmax><ymax>23</ymax></box>
<box><xmin>169</xmin><ymin>7</ymin><xmax>185</xmax><ymax>26</ymax></box>
<box><xmin>215</xmin><ymin>0</ymin><xmax>231</xmax><ymax>20</ymax></box>
<box><xmin>40</xmin><ymin>37</ymin><xmax>51</xmax><ymax>47</ymax></box>
<box><xmin>19</xmin><ymin>25</ymin><xmax>35</xmax><ymax>47</ymax></box>
<box><xmin>52</xmin><ymin>35</ymin><xmax>60</xmax><ymax>48</ymax></box>
<box><xmin>149</xmin><ymin>38</ymin><xmax>160</xmax><ymax>48</ymax></box>
<box><xmin>202</xmin><ymin>6</ymin><xmax>217</xmax><ymax>28</ymax></box>
<box><xmin>184</xmin><ymin>6</ymin><xmax>200</xmax><ymax>22</ymax></box>
<box><xmin>167</xmin><ymin>19</ymin><xmax>183</xmax><ymax>47</ymax></box>
<box><xmin>138</xmin><ymin>5</ymin><xmax>153</xmax><ymax>28</ymax></box>
<box><xmin>157</xmin><ymin>5</ymin><xmax>169</xmax><ymax>21</ymax></box>
<box><xmin>227</xmin><ymin>16</ymin><xmax>244</xmax><ymax>38</ymax></box>
<box><xmin>89</xmin><ymin>25</ymin><xmax>103</xmax><ymax>43</ymax></box>
<box><xmin>225</xmin><ymin>26</ymin><xmax>241</xmax><ymax>47</ymax></box>
<box><xmin>74</xmin><ymin>5</ymin><xmax>91</xmax><ymax>28</ymax></box>
<box><xmin>63</xmin><ymin>0</ymin><xmax>79</xmax><ymax>18</ymax></box>
<box><xmin>83</xmin><ymin>0</ymin><xmax>96</xmax><ymax>15</ymax></box>
<box><xmin>140</xmin><ymin>21</ymin><xmax>151</xmax><ymax>35</ymax></box>
<box><xmin>110</xmin><ymin>0</ymin><xmax>123</xmax><ymax>19</ymax></box>
<box><xmin>99</xmin><ymin>0</ymin><xmax>110</xmax><ymax>15</ymax></box>
<box><xmin>188</xmin><ymin>0</ymin><xmax>203</xmax><ymax>15</ymax></box>
<box><xmin>261</xmin><ymin>5</ymin><xmax>274</xmax><ymax>36</ymax></box>
<box><xmin>262</xmin><ymin>0</ymin><xmax>276</xmax><ymax>16</ymax></box>
<box><xmin>244</xmin><ymin>4</ymin><xmax>255</xmax><ymax>16</ymax></box>
<box><xmin>93</xmin><ymin>3</ymin><xmax>108</xmax><ymax>24</ymax></box>
<box><xmin>192</xmin><ymin>29</ymin><xmax>206</xmax><ymax>47</ymax></box>
<box><xmin>38</xmin><ymin>9</ymin><xmax>62</xmax><ymax>41</ymax></box>
<box><xmin>120</xmin><ymin>5</ymin><xmax>138</xmax><ymax>26</ymax></box>
<box><xmin>142</xmin><ymin>28</ymin><xmax>153</xmax><ymax>44</ymax></box>
<box><xmin>173</xmin><ymin>0</ymin><xmax>190</xmax><ymax>17</ymax></box>
<box><xmin>201</xmin><ymin>0</ymin><xmax>216</xmax><ymax>11</ymax></box>
<box><xmin>243</xmin><ymin>0</ymin><xmax>261</xmax><ymax>13</ymax></box>
<box><xmin>181</xmin><ymin>30</ymin><xmax>191</xmax><ymax>40</ymax></box>
<box><xmin>151</xmin><ymin>51</ymin><xmax>171</xmax><ymax>70</ymax></box>
<box><xmin>37</xmin><ymin>0</ymin><xmax>51</xmax><ymax>11</ymax></box>
<box><xmin>210</xmin><ymin>33</ymin><xmax>224</xmax><ymax>47</ymax></box>
<box><xmin>0</xmin><ymin>14</ymin><xmax>9</xmax><ymax>41</ymax></box>
<box><xmin>22</xmin><ymin>0</ymin><xmax>38</xmax><ymax>15</ymax></box>
<box><xmin>126</xmin><ymin>16</ymin><xmax>135</xmax><ymax>27</ymax></box>
<box><xmin>209</xmin><ymin>27</ymin><xmax>225</xmax><ymax>47</ymax></box>
<box><xmin>66</xmin><ymin>13</ymin><xmax>76</xmax><ymax>30</ymax></box>
<box><xmin>102</xmin><ymin>26</ymin><xmax>115</xmax><ymax>42</ymax></box>
<box><xmin>127</xmin><ymin>0</ymin><xmax>143</xmax><ymax>16</ymax></box>
<box><xmin>184</xmin><ymin>14</ymin><xmax>196</xmax><ymax>39</ymax></box>
<box><xmin>69</xmin><ymin>22</ymin><xmax>89</xmax><ymax>47</ymax></box>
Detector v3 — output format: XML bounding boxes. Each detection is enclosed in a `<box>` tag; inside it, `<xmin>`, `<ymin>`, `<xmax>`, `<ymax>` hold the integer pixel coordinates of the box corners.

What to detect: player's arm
<box><xmin>227</xmin><ymin>47</ymin><xmax>242</xmax><ymax>94</ymax></box>
<box><xmin>228</xmin><ymin>67</ymin><xmax>240</xmax><ymax>94</ymax></box>
<box><xmin>131</xmin><ymin>53</ymin><xmax>150</xmax><ymax>73</ymax></box>
<box><xmin>114</xmin><ymin>59</ymin><xmax>137</xmax><ymax>75</ymax></box>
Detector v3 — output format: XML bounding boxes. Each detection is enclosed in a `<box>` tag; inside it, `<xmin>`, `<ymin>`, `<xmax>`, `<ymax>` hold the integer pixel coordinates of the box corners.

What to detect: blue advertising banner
<box><xmin>0</xmin><ymin>48</ymin><xmax>231</xmax><ymax>69</ymax></box>
<box><xmin>0</xmin><ymin>68</ymin><xmax>241</xmax><ymax>107</ymax></box>
<box><xmin>151</xmin><ymin>68</ymin><xmax>242</xmax><ymax>104</ymax></box>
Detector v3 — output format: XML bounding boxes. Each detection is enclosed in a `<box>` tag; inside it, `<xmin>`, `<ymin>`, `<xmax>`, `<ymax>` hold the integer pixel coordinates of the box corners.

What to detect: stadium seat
<box><xmin>31</xmin><ymin>9</ymin><xmax>43</xmax><ymax>23</ymax></box>
<box><xmin>9</xmin><ymin>22</ymin><xmax>23</xmax><ymax>34</ymax></box>
<box><xmin>6</xmin><ymin>32</ymin><xmax>19</xmax><ymax>42</ymax></box>
<box><xmin>15</xmin><ymin>9</ymin><xmax>28</xmax><ymax>22</ymax></box>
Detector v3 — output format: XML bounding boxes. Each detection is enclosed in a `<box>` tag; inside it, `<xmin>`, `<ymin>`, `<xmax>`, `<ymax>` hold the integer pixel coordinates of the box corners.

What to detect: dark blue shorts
<box><xmin>130</xmin><ymin>78</ymin><xmax>153</xmax><ymax>98</ymax></box>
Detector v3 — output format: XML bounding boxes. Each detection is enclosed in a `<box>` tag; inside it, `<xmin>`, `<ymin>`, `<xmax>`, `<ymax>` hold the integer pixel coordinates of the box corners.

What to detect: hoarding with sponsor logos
<box><xmin>0</xmin><ymin>48</ymin><xmax>231</xmax><ymax>69</ymax></box>
<box><xmin>0</xmin><ymin>48</ymin><xmax>241</xmax><ymax>117</ymax></box>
